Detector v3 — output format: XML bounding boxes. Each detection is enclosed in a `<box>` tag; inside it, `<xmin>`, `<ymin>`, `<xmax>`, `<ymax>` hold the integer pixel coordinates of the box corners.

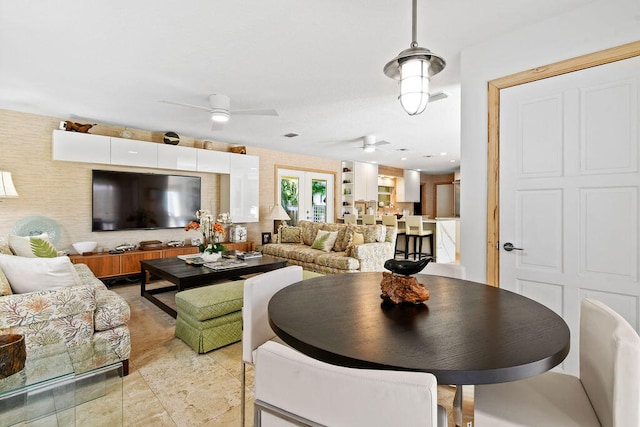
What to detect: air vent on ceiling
<box><xmin>396</xmin><ymin>148</ymin><xmax>409</xmax><ymax>151</ymax></box>
<box><xmin>284</xmin><ymin>132</ymin><xmax>299</xmax><ymax>138</ymax></box>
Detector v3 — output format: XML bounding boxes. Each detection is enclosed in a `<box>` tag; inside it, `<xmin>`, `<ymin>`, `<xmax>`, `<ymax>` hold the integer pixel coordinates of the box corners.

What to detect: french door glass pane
<box><xmin>312</xmin><ymin>179</ymin><xmax>327</xmax><ymax>222</ymax></box>
<box><xmin>280</xmin><ymin>176</ymin><xmax>299</xmax><ymax>226</ymax></box>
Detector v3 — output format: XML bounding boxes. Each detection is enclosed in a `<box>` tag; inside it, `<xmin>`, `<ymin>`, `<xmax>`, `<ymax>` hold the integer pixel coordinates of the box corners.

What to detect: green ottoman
<box><xmin>175</xmin><ymin>281</ymin><xmax>244</xmax><ymax>353</ymax></box>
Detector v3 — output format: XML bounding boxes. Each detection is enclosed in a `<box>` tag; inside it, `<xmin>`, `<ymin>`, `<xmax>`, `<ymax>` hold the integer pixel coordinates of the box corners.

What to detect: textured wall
<box><xmin>0</xmin><ymin>109</ymin><xmax>340</xmax><ymax>252</ymax></box>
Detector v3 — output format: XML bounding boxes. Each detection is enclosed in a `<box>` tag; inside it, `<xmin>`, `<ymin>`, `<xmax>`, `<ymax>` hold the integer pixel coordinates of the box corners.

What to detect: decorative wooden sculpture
<box><xmin>64</xmin><ymin>121</ymin><xmax>95</xmax><ymax>133</ymax></box>
<box><xmin>0</xmin><ymin>334</ymin><xmax>26</xmax><ymax>379</ymax></box>
<box><xmin>380</xmin><ymin>258</ymin><xmax>432</xmax><ymax>304</ymax></box>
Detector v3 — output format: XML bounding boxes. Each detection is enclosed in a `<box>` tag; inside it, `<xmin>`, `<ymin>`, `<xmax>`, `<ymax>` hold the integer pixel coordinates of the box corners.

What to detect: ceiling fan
<box><xmin>159</xmin><ymin>94</ymin><xmax>278</xmax><ymax>125</ymax></box>
<box><xmin>362</xmin><ymin>135</ymin><xmax>390</xmax><ymax>153</ymax></box>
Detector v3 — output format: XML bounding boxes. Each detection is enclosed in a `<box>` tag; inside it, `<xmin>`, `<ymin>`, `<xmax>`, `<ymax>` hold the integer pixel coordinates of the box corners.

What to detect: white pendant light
<box><xmin>384</xmin><ymin>0</ymin><xmax>445</xmax><ymax>116</ymax></box>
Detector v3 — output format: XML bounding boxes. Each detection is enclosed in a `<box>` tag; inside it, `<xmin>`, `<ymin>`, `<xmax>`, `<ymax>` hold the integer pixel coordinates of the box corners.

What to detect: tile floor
<box><xmin>113</xmin><ymin>280</ymin><xmax>471</xmax><ymax>426</ymax></box>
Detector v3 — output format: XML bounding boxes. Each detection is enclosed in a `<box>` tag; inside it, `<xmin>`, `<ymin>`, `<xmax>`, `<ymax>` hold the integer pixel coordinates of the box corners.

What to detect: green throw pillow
<box><xmin>30</xmin><ymin>237</ymin><xmax>58</xmax><ymax>258</ymax></box>
<box><xmin>310</xmin><ymin>230</ymin><xmax>339</xmax><ymax>252</ymax></box>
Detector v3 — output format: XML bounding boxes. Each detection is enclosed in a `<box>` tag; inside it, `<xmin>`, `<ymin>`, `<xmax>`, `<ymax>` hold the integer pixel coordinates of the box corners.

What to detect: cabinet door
<box><xmin>403</xmin><ymin>170</ymin><xmax>420</xmax><ymax>202</ymax></box>
<box><xmin>396</xmin><ymin>177</ymin><xmax>406</xmax><ymax>202</ymax></box>
<box><xmin>197</xmin><ymin>149</ymin><xmax>230</xmax><ymax>173</ymax></box>
<box><xmin>157</xmin><ymin>144</ymin><xmax>197</xmax><ymax>171</ymax></box>
<box><xmin>163</xmin><ymin>246</ymin><xmax>199</xmax><ymax>257</ymax></box>
<box><xmin>120</xmin><ymin>250</ymin><xmax>162</xmax><ymax>275</ymax></box>
<box><xmin>71</xmin><ymin>254</ymin><xmax>120</xmax><ymax>278</ymax></box>
<box><xmin>221</xmin><ymin>154</ymin><xmax>259</xmax><ymax>223</ymax></box>
<box><xmin>354</xmin><ymin>162</ymin><xmax>378</xmax><ymax>201</ymax></box>
<box><xmin>110</xmin><ymin>137</ymin><xmax>158</xmax><ymax>168</ymax></box>
<box><xmin>52</xmin><ymin>130</ymin><xmax>111</xmax><ymax>164</ymax></box>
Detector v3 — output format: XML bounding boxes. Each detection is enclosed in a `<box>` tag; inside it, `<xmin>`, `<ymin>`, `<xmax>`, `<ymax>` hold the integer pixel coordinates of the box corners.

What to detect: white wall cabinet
<box><xmin>158</xmin><ymin>144</ymin><xmax>197</xmax><ymax>171</ymax></box>
<box><xmin>220</xmin><ymin>154</ymin><xmax>259</xmax><ymax>223</ymax></box>
<box><xmin>110</xmin><ymin>137</ymin><xmax>158</xmax><ymax>168</ymax></box>
<box><xmin>403</xmin><ymin>170</ymin><xmax>421</xmax><ymax>202</ymax></box>
<box><xmin>354</xmin><ymin>161</ymin><xmax>378</xmax><ymax>201</ymax></box>
<box><xmin>197</xmin><ymin>149</ymin><xmax>230</xmax><ymax>173</ymax></box>
<box><xmin>52</xmin><ymin>130</ymin><xmax>259</xmax><ymax>223</ymax></box>
<box><xmin>52</xmin><ymin>130</ymin><xmax>111</xmax><ymax>164</ymax></box>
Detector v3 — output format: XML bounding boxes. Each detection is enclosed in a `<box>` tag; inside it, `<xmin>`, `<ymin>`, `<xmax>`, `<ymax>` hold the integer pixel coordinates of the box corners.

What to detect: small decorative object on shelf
<box><xmin>163</xmin><ymin>131</ymin><xmax>180</xmax><ymax>145</ymax></box>
<box><xmin>62</xmin><ymin>121</ymin><xmax>95</xmax><ymax>133</ymax></box>
<box><xmin>229</xmin><ymin>225</ymin><xmax>247</xmax><ymax>242</ymax></box>
<box><xmin>0</xmin><ymin>334</ymin><xmax>26</xmax><ymax>379</ymax></box>
<box><xmin>229</xmin><ymin>145</ymin><xmax>246</xmax><ymax>154</ymax></box>
<box><xmin>380</xmin><ymin>258</ymin><xmax>432</xmax><ymax>304</ymax></box>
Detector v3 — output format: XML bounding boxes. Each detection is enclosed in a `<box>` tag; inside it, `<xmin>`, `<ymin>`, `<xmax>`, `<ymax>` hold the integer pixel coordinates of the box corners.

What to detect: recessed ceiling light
<box><xmin>371</xmin><ymin>161</ymin><xmax>377</xmax><ymax>164</ymax></box>
<box><xmin>416</xmin><ymin>169</ymin><xmax>422</xmax><ymax>172</ymax></box>
<box><xmin>284</xmin><ymin>132</ymin><xmax>299</xmax><ymax>138</ymax></box>
<box><xmin>401</xmin><ymin>157</ymin><xmax>407</xmax><ymax>161</ymax></box>
<box><xmin>423</xmin><ymin>155</ymin><xmax>433</xmax><ymax>158</ymax></box>
<box><xmin>440</xmin><ymin>152</ymin><xmax>447</xmax><ymax>156</ymax></box>
<box><xmin>396</xmin><ymin>148</ymin><xmax>409</xmax><ymax>152</ymax></box>
<box><xmin>450</xmin><ymin>159</ymin><xmax>456</xmax><ymax>163</ymax></box>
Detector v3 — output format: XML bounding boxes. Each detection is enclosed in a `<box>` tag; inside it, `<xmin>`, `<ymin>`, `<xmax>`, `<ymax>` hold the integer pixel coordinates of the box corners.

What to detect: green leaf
<box><xmin>30</xmin><ymin>237</ymin><xmax>58</xmax><ymax>258</ymax></box>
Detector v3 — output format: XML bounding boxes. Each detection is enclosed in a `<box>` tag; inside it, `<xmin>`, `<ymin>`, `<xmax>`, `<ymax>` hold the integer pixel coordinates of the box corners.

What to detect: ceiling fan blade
<box><xmin>428</xmin><ymin>91</ymin><xmax>449</xmax><ymax>103</ymax></box>
<box><xmin>159</xmin><ymin>100</ymin><xmax>212</xmax><ymax>112</ymax></box>
<box><xmin>373</xmin><ymin>140</ymin><xmax>391</xmax><ymax>146</ymax></box>
<box><xmin>232</xmin><ymin>108</ymin><xmax>279</xmax><ymax>117</ymax></box>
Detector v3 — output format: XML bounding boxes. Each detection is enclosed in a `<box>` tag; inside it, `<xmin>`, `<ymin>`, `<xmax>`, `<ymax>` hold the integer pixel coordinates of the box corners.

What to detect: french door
<box><xmin>277</xmin><ymin>168</ymin><xmax>334</xmax><ymax>225</ymax></box>
<box><xmin>499</xmin><ymin>55</ymin><xmax>639</xmax><ymax>375</ymax></box>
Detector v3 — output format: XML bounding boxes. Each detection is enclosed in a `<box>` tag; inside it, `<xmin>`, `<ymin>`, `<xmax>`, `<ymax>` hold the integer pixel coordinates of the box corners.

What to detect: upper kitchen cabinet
<box><xmin>52</xmin><ymin>130</ymin><xmax>111</xmax><ymax>164</ymax></box>
<box><xmin>398</xmin><ymin>169</ymin><xmax>420</xmax><ymax>202</ymax></box>
<box><xmin>353</xmin><ymin>161</ymin><xmax>378</xmax><ymax>201</ymax></box>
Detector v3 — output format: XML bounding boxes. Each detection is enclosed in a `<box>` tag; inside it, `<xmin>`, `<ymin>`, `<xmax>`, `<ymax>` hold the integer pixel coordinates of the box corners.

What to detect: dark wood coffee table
<box><xmin>141</xmin><ymin>255</ymin><xmax>287</xmax><ymax>317</ymax></box>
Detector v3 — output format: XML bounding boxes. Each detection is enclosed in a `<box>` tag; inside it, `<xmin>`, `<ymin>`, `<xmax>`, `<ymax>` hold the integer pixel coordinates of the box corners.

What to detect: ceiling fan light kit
<box><xmin>384</xmin><ymin>0</ymin><xmax>445</xmax><ymax>116</ymax></box>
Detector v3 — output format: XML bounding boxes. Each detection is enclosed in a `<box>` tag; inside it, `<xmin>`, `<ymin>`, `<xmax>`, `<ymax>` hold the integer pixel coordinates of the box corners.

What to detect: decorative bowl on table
<box><xmin>72</xmin><ymin>241</ymin><xmax>97</xmax><ymax>255</ymax></box>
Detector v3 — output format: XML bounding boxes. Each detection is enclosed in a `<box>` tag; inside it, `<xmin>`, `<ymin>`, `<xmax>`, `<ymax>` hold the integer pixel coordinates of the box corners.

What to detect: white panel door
<box><xmin>500</xmin><ymin>56</ymin><xmax>639</xmax><ymax>375</ymax></box>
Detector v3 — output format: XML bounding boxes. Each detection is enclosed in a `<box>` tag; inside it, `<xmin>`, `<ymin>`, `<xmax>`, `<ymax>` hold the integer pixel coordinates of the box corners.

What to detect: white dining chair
<box><xmin>343</xmin><ymin>213</ymin><xmax>358</xmax><ymax>224</ymax></box>
<box><xmin>474</xmin><ymin>298</ymin><xmax>640</xmax><ymax>426</ymax></box>
<box><xmin>382</xmin><ymin>214</ymin><xmax>406</xmax><ymax>257</ymax></box>
<box><xmin>240</xmin><ymin>265</ymin><xmax>303</xmax><ymax>426</ymax></box>
<box><xmin>254</xmin><ymin>340</ymin><xmax>449</xmax><ymax>427</ymax></box>
<box><xmin>362</xmin><ymin>213</ymin><xmax>376</xmax><ymax>225</ymax></box>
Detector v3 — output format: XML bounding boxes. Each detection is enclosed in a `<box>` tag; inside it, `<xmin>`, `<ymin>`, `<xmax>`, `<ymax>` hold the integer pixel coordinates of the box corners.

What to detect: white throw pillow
<box><xmin>0</xmin><ymin>254</ymin><xmax>81</xmax><ymax>294</ymax></box>
<box><xmin>310</xmin><ymin>230</ymin><xmax>339</xmax><ymax>252</ymax></box>
<box><xmin>8</xmin><ymin>233</ymin><xmax>58</xmax><ymax>258</ymax></box>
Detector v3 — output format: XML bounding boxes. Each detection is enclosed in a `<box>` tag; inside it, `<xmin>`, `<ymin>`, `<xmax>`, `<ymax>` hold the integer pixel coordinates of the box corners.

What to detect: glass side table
<box><xmin>0</xmin><ymin>342</ymin><xmax>124</xmax><ymax>426</ymax></box>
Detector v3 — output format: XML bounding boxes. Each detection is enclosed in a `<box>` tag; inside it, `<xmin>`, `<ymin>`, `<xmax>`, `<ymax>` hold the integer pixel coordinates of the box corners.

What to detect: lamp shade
<box><xmin>0</xmin><ymin>171</ymin><xmax>18</xmax><ymax>198</ymax></box>
<box><xmin>267</xmin><ymin>204</ymin><xmax>291</xmax><ymax>221</ymax></box>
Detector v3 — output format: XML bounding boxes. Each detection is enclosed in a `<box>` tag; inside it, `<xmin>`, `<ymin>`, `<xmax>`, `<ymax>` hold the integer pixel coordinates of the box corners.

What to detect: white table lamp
<box><xmin>0</xmin><ymin>171</ymin><xmax>19</xmax><ymax>198</ymax></box>
<box><xmin>267</xmin><ymin>204</ymin><xmax>291</xmax><ymax>234</ymax></box>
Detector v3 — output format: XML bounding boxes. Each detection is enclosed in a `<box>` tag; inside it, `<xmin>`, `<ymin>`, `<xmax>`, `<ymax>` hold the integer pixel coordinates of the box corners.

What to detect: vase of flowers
<box><xmin>185</xmin><ymin>209</ymin><xmax>228</xmax><ymax>254</ymax></box>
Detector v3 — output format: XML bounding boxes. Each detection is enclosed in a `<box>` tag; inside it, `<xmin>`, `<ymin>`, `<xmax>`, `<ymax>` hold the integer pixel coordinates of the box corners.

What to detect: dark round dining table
<box><xmin>268</xmin><ymin>272</ymin><xmax>570</xmax><ymax>386</ymax></box>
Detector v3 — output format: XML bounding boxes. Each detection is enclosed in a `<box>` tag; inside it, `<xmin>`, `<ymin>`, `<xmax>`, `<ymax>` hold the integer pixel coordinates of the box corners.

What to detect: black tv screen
<box><xmin>92</xmin><ymin>170</ymin><xmax>201</xmax><ymax>231</ymax></box>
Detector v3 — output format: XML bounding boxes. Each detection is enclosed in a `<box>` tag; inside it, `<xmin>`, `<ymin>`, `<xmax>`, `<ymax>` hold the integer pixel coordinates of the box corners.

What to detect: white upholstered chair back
<box><xmin>254</xmin><ymin>341</ymin><xmax>444</xmax><ymax>427</ymax></box>
<box><xmin>580</xmin><ymin>298</ymin><xmax>640</xmax><ymax>427</ymax></box>
<box><xmin>343</xmin><ymin>213</ymin><xmax>357</xmax><ymax>224</ymax></box>
<box><xmin>241</xmin><ymin>265</ymin><xmax>303</xmax><ymax>425</ymax></box>
<box><xmin>381</xmin><ymin>214</ymin><xmax>397</xmax><ymax>227</ymax></box>
<box><xmin>405</xmin><ymin>215</ymin><xmax>427</xmax><ymax>235</ymax></box>
<box><xmin>362</xmin><ymin>214</ymin><xmax>376</xmax><ymax>225</ymax></box>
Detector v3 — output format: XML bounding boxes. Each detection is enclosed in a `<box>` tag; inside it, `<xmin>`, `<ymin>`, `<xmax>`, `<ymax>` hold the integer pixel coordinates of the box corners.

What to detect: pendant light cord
<box><xmin>411</xmin><ymin>0</ymin><xmax>418</xmax><ymax>48</ymax></box>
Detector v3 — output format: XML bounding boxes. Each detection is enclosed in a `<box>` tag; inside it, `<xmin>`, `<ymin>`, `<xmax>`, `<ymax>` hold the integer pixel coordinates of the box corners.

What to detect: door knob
<box><xmin>503</xmin><ymin>242</ymin><xmax>524</xmax><ymax>252</ymax></box>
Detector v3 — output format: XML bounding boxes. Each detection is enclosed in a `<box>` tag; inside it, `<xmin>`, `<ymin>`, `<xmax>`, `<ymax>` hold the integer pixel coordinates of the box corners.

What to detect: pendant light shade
<box><xmin>384</xmin><ymin>0</ymin><xmax>445</xmax><ymax>116</ymax></box>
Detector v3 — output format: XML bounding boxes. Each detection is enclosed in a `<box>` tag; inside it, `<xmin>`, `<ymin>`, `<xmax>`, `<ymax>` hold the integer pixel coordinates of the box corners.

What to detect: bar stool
<box><xmin>405</xmin><ymin>215</ymin><xmax>433</xmax><ymax>260</ymax></box>
<box><xmin>362</xmin><ymin>214</ymin><xmax>376</xmax><ymax>225</ymax></box>
<box><xmin>343</xmin><ymin>213</ymin><xmax>358</xmax><ymax>225</ymax></box>
<box><xmin>382</xmin><ymin>215</ymin><xmax>406</xmax><ymax>258</ymax></box>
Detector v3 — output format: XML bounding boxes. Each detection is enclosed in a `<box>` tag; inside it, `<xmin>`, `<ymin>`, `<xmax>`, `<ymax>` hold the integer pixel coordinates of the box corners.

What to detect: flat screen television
<box><xmin>92</xmin><ymin>170</ymin><xmax>201</xmax><ymax>231</ymax></box>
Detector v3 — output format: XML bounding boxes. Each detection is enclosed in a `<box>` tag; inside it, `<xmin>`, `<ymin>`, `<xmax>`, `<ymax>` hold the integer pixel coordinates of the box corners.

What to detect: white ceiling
<box><xmin>0</xmin><ymin>0</ymin><xmax>596</xmax><ymax>173</ymax></box>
